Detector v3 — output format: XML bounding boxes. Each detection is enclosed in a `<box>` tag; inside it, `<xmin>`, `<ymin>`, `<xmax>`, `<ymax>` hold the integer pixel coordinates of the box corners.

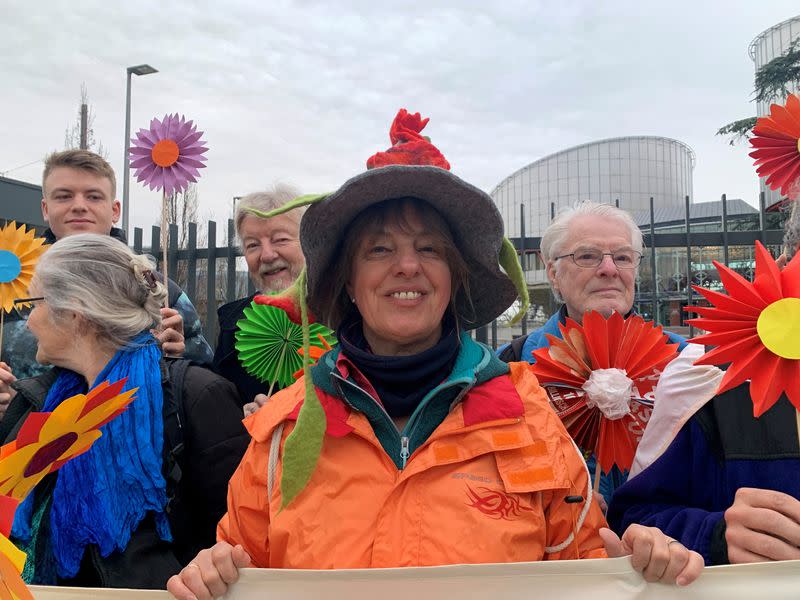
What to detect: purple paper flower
<box><xmin>129</xmin><ymin>113</ymin><xmax>208</xmax><ymax>196</ymax></box>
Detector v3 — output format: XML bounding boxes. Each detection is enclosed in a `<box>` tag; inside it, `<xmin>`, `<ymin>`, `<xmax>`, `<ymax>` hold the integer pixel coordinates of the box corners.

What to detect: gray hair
<box><xmin>234</xmin><ymin>184</ymin><xmax>305</xmax><ymax>238</ymax></box>
<box><xmin>34</xmin><ymin>234</ymin><xmax>167</xmax><ymax>350</ymax></box>
<box><xmin>541</xmin><ymin>201</ymin><xmax>643</xmax><ymax>302</ymax></box>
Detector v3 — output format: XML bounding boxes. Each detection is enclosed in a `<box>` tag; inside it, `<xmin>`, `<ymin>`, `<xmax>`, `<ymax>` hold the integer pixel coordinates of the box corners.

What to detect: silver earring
<box><xmin>351</xmin><ymin>297</ymin><xmax>356</xmax><ymax>303</ymax></box>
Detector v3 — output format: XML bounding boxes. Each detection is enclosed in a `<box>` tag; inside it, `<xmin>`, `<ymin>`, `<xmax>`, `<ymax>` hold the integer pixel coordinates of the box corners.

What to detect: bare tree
<box><xmin>64</xmin><ymin>83</ymin><xmax>108</xmax><ymax>157</ymax></box>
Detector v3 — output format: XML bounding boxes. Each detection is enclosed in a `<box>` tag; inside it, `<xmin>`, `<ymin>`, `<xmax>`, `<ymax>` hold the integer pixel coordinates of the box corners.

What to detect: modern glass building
<box><xmin>491</xmin><ymin>136</ymin><xmax>695</xmax><ymax>242</ymax></box>
<box><xmin>490</xmin><ymin>136</ymin><xmax>695</xmax><ymax>288</ymax></box>
<box><xmin>749</xmin><ymin>15</ymin><xmax>800</xmax><ymax>208</ymax></box>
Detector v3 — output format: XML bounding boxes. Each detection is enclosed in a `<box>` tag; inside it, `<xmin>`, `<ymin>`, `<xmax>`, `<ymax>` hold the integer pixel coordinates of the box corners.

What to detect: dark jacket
<box><xmin>0</xmin><ymin>359</ymin><xmax>250</xmax><ymax>589</ymax></box>
<box><xmin>212</xmin><ymin>294</ymin><xmax>271</xmax><ymax>406</ymax></box>
<box><xmin>607</xmin><ymin>383</ymin><xmax>800</xmax><ymax>565</ymax></box>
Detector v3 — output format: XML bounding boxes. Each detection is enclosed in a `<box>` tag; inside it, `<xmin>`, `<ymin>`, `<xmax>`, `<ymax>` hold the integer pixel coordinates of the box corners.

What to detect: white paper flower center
<box><xmin>581</xmin><ymin>368</ymin><xmax>633</xmax><ymax>420</ymax></box>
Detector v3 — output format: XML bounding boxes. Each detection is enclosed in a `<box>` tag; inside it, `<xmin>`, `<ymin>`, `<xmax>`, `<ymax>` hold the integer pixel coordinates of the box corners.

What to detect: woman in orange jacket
<box><xmin>168</xmin><ymin>111</ymin><xmax>703</xmax><ymax>600</ymax></box>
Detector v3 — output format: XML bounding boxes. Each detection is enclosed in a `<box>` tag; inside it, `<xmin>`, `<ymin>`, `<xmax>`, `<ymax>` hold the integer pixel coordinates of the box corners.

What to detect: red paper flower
<box><xmin>529</xmin><ymin>311</ymin><xmax>679</xmax><ymax>473</ymax></box>
<box><xmin>366</xmin><ymin>109</ymin><xmax>451</xmax><ymax>170</ymax></box>
<box><xmin>750</xmin><ymin>93</ymin><xmax>800</xmax><ymax>200</ymax></box>
<box><xmin>686</xmin><ymin>241</ymin><xmax>800</xmax><ymax>416</ymax></box>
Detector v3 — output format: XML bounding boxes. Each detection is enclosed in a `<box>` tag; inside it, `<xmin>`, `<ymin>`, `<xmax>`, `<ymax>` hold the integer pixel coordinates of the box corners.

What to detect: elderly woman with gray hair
<box><xmin>0</xmin><ymin>234</ymin><xmax>249</xmax><ymax>590</ymax></box>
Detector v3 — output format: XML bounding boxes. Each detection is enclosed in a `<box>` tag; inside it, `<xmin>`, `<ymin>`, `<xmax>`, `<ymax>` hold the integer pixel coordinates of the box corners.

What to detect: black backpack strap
<box><xmin>498</xmin><ymin>334</ymin><xmax>530</xmax><ymax>363</ymax></box>
<box><xmin>162</xmin><ymin>358</ymin><xmax>190</xmax><ymax>512</ymax></box>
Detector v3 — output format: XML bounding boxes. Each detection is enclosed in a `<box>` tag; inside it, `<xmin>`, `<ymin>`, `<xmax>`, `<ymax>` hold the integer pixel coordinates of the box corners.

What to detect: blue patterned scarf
<box><xmin>12</xmin><ymin>332</ymin><xmax>171</xmax><ymax>580</ymax></box>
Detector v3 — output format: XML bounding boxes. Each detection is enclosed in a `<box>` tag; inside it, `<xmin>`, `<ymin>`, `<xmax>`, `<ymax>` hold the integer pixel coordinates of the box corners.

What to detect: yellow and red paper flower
<box><xmin>0</xmin><ymin>379</ymin><xmax>136</xmax><ymax>501</ymax></box>
<box><xmin>529</xmin><ymin>311</ymin><xmax>679</xmax><ymax>473</ymax></box>
<box><xmin>750</xmin><ymin>93</ymin><xmax>800</xmax><ymax>200</ymax></box>
<box><xmin>687</xmin><ymin>241</ymin><xmax>800</xmax><ymax>416</ymax></box>
<box><xmin>0</xmin><ymin>380</ymin><xmax>135</xmax><ymax>599</ymax></box>
<box><xmin>0</xmin><ymin>222</ymin><xmax>46</xmax><ymax>314</ymax></box>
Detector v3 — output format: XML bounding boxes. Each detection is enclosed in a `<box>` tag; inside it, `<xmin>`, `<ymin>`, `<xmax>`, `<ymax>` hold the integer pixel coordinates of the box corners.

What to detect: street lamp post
<box><xmin>122</xmin><ymin>64</ymin><xmax>158</xmax><ymax>237</ymax></box>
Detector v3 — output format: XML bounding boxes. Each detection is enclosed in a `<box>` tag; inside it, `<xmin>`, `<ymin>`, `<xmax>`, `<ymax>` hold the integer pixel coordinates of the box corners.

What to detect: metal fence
<box><xmin>479</xmin><ymin>193</ymin><xmax>788</xmax><ymax>350</ymax></box>
<box><xmin>131</xmin><ymin>219</ymin><xmax>253</xmax><ymax>345</ymax></box>
<box><xmin>133</xmin><ymin>194</ymin><xmax>789</xmax><ymax>350</ymax></box>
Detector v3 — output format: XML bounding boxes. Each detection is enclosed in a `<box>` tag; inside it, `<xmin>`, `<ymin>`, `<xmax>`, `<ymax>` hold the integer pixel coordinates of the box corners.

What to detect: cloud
<box><xmin>1</xmin><ymin>0</ymin><xmax>797</xmax><ymax>235</ymax></box>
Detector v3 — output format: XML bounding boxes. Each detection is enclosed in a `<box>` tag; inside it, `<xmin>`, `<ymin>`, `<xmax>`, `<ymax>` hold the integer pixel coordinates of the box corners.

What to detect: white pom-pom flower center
<box><xmin>581</xmin><ymin>368</ymin><xmax>633</xmax><ymax>420</ymax></box>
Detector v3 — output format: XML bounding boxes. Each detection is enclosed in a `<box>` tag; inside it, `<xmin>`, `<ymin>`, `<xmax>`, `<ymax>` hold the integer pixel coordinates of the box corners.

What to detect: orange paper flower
<box><xmin>292</xmin><ymin>334</ymin><xmax>333</xmax><ymax>379</ymax></box>
<box><xmin>530</xmin><ymin>311</ymin><xmax>679</xmax><ymax>473</ymax></box>
<box><xmin>0</xmin><ymin>379</ymin><xmax>136</xmax><ymax>501</ymax></box>
<box><xmin>750</xmin><ymin>93</ymin><xmax>800</xmax><ymax>200</ymax></box>
<box><xmin>686</xmin><ymin>241</ymin><xmax>800</xmax><ymax>416</ymax></box>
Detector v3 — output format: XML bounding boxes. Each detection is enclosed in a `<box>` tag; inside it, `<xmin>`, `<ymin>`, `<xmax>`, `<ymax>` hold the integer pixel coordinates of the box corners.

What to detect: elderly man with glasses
<box><xmin>499</xmin><ymin>201</ymin><xmax>688</xmax><ymax>505</ymax></box>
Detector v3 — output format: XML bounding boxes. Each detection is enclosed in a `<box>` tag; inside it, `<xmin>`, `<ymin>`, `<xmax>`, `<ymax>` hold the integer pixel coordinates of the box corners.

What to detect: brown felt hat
<box><xmin>300</xmin><ymin>164</ymin><xmax>518</xmax><ymax>330</ymax></box>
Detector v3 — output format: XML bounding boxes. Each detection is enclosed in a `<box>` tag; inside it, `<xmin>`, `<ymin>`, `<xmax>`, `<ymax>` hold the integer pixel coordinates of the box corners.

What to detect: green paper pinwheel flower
<box><xmin>235</xmin><ymin>300</ymin><xmax>336</xmax><ymax>390</ymax></box>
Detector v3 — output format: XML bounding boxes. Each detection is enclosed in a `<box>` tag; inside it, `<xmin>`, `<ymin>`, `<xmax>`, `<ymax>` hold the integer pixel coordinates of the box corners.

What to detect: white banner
<box><xmin>27</xmin><ymin>557</ymin><xmax>800</xmax><ymax>600</ymax></box>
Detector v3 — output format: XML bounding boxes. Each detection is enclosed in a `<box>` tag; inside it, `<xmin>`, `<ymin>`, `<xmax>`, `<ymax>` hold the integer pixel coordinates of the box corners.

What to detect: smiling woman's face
<box><xmin>346</xmin><ymin>205</ymin><xmax>452</xmax><ymax>356</ymax></box>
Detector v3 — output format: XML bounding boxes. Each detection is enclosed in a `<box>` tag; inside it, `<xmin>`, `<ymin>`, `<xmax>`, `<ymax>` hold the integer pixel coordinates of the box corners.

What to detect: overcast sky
<box><xmin>2</xmin><ymin>1</ymin><xmax>798</xmax><ymax>233</ymax></box>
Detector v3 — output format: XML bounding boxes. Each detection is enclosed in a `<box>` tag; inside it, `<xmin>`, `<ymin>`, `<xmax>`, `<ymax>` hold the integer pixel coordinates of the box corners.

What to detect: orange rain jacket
<box><xmin>219</xmin><ymin>336</ymin><xmax>608</xmax><ymax>568</ymax></box>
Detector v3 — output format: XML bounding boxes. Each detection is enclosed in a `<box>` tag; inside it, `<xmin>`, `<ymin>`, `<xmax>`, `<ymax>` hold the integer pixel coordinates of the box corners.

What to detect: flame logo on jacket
<box><xmin>465</xmin><ymin>485</ymin><xmax>534</xmax><ymax>520</ymax></box>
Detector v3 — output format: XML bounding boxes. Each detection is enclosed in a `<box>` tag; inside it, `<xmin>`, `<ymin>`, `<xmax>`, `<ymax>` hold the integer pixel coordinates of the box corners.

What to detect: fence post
<box><xmin>168</xmin><ymin>223</ymin><xmax>179</xmax><ymax>285</ymax></box>
<box><xmin>133</xmin><ymin>227</ymin><xmax>143</xmax><ymax>255</ymax></box>
<box><xmin>519</xmin><ymin>203</ymin><xmax>528</xmax><ymax>337</ymax></box>
<box><xmin>721</xmin><ymin>194</ymin><xmax>729</xmax><ymax>265</ymax></box>
<box><xmin>684</xmin><ymin>196</ymin><xmax>693</xmax><ymax>337</ymax></box>
<box><xmin>187</xmin><ymin>222</ymin><xmax>198</xmax><ymax>301</ymax></box>
<box><xmin>151</xmin><ymin>225</ymin><xmax>161</xmax><ymax>268</ymax></box>
<box><xmin>649</xmin><ymin>197</ymin><xmax>658</xmax><ymax>325</ymax></box>
<box><xmin>226</xmin><ymin>218</ymin><xmax>237</xmax><ymax>303</ymax></box>
<box><xmin>205</xmin><ymin>220</ymin><xmax>218</xmax><ymax>342</ymax></box>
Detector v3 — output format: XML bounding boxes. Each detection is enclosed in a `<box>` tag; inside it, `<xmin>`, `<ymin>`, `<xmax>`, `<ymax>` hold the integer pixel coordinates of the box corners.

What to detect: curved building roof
<box><xmin>748</xmin><ymin>15</ymin><xmax>800</xmax><ymax>62</ymax></box>
<box><xmin>491</xmin><ymin>136</ymin><xmax>696</xmax><ymax>196</ymax></box>
<box><xmin>491</xmin><ymin>136</ymin><xmax>696</xmax><ymax>239</ymax></box>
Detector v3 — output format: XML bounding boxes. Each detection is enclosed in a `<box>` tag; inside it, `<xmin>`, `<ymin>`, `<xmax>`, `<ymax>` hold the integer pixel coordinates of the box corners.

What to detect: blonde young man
<box><xmin>0</xmin><ymin>150</ymin><xmax>213</xmax><ymax>417</ymax></box>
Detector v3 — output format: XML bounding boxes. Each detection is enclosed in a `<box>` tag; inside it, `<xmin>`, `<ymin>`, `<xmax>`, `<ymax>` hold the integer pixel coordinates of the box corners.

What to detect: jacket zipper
<box><xmin>331</xmin><ymin>372</ymin><xmax>404</xmax><ymax>465</ymax></box>
<box><xmin>400</xmin><ymin>436</ymin><xmax>410</xmax><ymax>468</ymax></box>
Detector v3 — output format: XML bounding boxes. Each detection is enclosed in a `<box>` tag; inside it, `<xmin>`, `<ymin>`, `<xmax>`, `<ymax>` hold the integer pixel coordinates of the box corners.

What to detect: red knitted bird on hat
<box><xmin>366</xmin><ymin>109</ymin><xmax>451</xmax><ymax>170</ymax></box>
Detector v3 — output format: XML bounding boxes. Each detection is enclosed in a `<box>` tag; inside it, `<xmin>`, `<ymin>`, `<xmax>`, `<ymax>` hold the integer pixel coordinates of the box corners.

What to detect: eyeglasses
<box><xmin>12</xmin><ymin>297</ymin><xmax>46</xmax><ymax>320</ymax></box>
<box><xmin>555</xmin><ymin>248</ymin><xmax>642</xmax><ymax>269</ymax></box>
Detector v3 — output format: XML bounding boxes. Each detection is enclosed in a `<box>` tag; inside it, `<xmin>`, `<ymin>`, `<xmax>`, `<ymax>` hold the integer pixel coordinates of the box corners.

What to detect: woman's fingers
<box><xmin>676</xmin><ymin>548</ymin><xmax>705</xmax><ymax>586</ymax></box>
<box><xmin>166</xmin><ymin>542</ymin><xmax>250</xmax><ymax>600</ymax></box>
<box><xmin>232</xmin><ymin>544</ymin><xmax>253</xmax><ymax>568</ymax></box>
<box><xmin>167</xmin><ymin>562</ymin><xmax>212</xmax><ymax>600</ymax></box>
<box><xmin>210</xmin><ymin>542</ymin><xmax>248</xmax><ymax>587</ymax></box>
<box><xmin>656</xmin><ymin>541</ymin><xmax>690</xmax><ymax>584</ymax></box>
<box><xmin>598</xmin><ymin>527</ymin><xmax>627</xmax><ymax>557</ymax></box>
<box><xmin>619</xmin><ymin>525</ymin><xmax>704</xmax><ymax>586</ymax></box>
